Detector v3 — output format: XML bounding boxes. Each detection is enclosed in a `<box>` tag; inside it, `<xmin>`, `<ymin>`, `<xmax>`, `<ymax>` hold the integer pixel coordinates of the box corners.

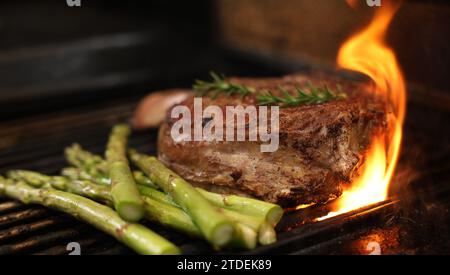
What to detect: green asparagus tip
<box><xmin>7</xmin><ymin>170</ymin><xmax>49</xmax><ymax>188</ymax></box>
<box><xmin>112</xmin><ymin>123</ymin><xmax>131</xmax><ymax>136</ymax></box>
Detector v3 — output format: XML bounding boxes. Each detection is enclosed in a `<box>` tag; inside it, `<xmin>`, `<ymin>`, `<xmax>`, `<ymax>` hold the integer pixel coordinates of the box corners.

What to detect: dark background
<box><xmin>0</xmin><ymin>0</ymin><xmax>449</xmax><ymax>119</ymax></box>
<box><xmin>0</xmin><ymin>0</ymin><xmax>214</xmax><ymax>119</ymax></box>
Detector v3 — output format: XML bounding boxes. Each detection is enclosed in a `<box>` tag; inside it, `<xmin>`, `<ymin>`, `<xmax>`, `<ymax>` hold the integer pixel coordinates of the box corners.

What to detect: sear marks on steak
<box><xmin>157</xmin><ymin>73</ymin><xmax>387</xmax><ymax>207</ymax></box>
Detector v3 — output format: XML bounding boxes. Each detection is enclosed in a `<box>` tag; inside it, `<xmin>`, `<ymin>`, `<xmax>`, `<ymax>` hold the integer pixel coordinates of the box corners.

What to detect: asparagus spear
<box><xmin>63</xmin><ymin>145</ymin><xmax>279</xmax><ymax>244</ymax></box>
<box><xmin>127</xmin><ymin>151</ymin><xmax>282</xmax><ymax>220</ymax></box>
<box><xmin>257</xmin><ymin>222</ymin><xmax>277</xmax><ymax>245</ymax></box>
<box><xmin>10</xmin><ymin>170</ymin><xmax>201</xmax><ymax>236</ymax></box>
<box><xmin>142</xmin><ymin>180</ymin><xmax>281</xmax><ymax>228</ymax></box>
<box><xmin>138</xmin><ymin>184</ymin><xmax>178</xmax><ymax>207</ymax></box>
<box><xmin>64</xmin><ymin>145</ymin><xmax>283</xmax><ymax>226</ymax></box>
<box><xmin>61</xmin><ymin>166</ymin><xmax>277</xmax><ymax>245</ymax></box>
<box><xmin>64</xmin><ymin>144</ymin><xmax>159</xmax><ymax>189</ymax></box>
<box><xmin>139</xmin><ymin>185</ymin><xmax>269</xmax><ymax>246</ymax></box>
<box><xmin>63</xmin><ymin>168</ymin><xmax>174</xmax><ymax>206</ymax></box>
<box><xmin>62</xmin><ymin>167</ymin><xmax>111</xmax><ymax>186</ymax></box>
<box><xmin>65</xmin><ymin>144</ymin><xmax>108</xmax><ymax>180</ymax></box>
<box><xmin>7</xmin><ymin>170</ymin><xmax>48</xmax><ymax>188</ymax></box>
<box><xmin>133</xmin><ymin>170</ymin><xmax>159</xmax><ymax>189</ymax></box>
<box><xmin>230</xmin><ymin>223</ymin><xmax>257</xmax><ymax>250</ymax></box>
<box><xmin>130</xmin><ymin>150</ymin><xmax>235</xmax><ymax>247</ymax></box>
<box><xmin>0</xmin><ymin>176</ymin><xmax>179</xmax><ymax>255</ymax></box>
<box><xmin>105</xmin><ymin>124</ymin><xmax>144</xmax><ymax>222</ymax></box>
<box><xmin>140</xmin><ymin>179</ymin><xmax>282</xmax><ymax>227</ymax></box>
<box><xmin>65</xmin><ymin>163</ymin><xmax>283</xmax><ymax>227</ymax></box>
<box><xmin>144</xmin><ymin>198</ymin><xmax>258</xmax><ymax>249</ymax></box>
<box><xmin>142</xmin><ymin>197</ymin><xmax>201</xmax><ymax>238</ymax></box>
<box><xmin>196</xmin><ymin>189</ymin><xmax>283</xmax><ymax>227</ymax></box>
<box><xmin>8</xmin><ymin>170</ymin><xmax>111</xmax><ymax>205</ymax></box>
<box><xmin>10</xmin><ymin>170</ymin><xmax>259</xmax><ymax>248</ymax></box>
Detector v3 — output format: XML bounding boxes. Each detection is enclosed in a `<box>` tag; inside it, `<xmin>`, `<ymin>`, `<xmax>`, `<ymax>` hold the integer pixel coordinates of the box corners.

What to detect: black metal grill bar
<box><xmin>32</xmin><ymin>231</ymin><xmax>122</xmax><ymax>255</ymax></box>
<box><xmin>33</xmin><ymin>237</ymin><xmax>99</xmax><ymax>255</ymax></box>
<box><xmin>0</xmin><ymin>103</ymin><xmax>136</xmax><ymax>165</ymax></box>
<box><xmin>243</xmin><ymin>200</ymin><xmax>398</xmax><ymax>255</ymax></box>
<box><xmin>0</xmin><ymin>116</ymin><xmax>133</xmax><ymax>165</ymax></box>
<box><xmin>92</xmin><ymin>244</ymin><xmax>133</xmax><ymax>255</ymax></box>
<box><xmin>0</xmin><ymin>130</ymin><xmax>107</xmax><ymax>167</ymax></box>
<box><xmin>0</xmin><ymin>201</ymin><xmax>24</xmax><ymax>215</ymax></box>
<box><xmin>0</xmin><ymin>226</ymin><xmax>85</xmax><ymax>255</ymax></box>
<box><xmin>0</xmin><ymin>199</ymin><xmax>130</xmax><ymax>255</ymax></box>
<box><xmin>0</xmin><ymin>216</ymin><xmax>67</xmax><ymax>243</ymax></box>
<box><xmin>0</xmin><ymin>99</ymin><xmax>136</xmax><ymax>137</ymax></box>
<box><xmin>0</xmin><ymin>208</ymin><xmax>49</xmax><ymax>230</ymax></box>
<box><xmin>0</xmin><ymin>131</ymin><xmax>156</xmax><ymax>175</ymax></box>
<box><xmin>288</xmin><ymin>229</ymin><xmax>369</xmax><ymax>255</ymax></box>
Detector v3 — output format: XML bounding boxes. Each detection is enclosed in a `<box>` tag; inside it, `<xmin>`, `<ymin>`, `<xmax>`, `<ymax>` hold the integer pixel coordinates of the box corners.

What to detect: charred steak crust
<box><xmin>157</xmin><ymin>73</ymin><xmax>386</xmax><ymax>207</ymax></box>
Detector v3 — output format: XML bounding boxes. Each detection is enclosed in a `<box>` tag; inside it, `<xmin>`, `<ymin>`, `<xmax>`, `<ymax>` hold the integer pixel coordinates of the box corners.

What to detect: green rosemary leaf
<box><xmin>193</xmin><ymin>71</ymin><xmax>347</xmax><ymax>107</ymax></box>
<box><xmin>258</xmin><ymin>85</ymin><xmax>346</xmax><ymax>108</ymax></box>
<box><xmin>193</xmin><ymin>71</ymin><xmax>254</xmax><ymax>98</ymax></box>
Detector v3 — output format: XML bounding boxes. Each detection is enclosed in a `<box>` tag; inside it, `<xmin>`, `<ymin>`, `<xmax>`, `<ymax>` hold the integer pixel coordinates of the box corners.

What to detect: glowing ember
<box><xmin>295</xmin><ymin>203</ymin><xmax>316</xmax><ymax>210</ymax></box>
<box><xmin>345</xmin><ymin>0</ymin><xmax>359</xmax><ymax>9</ymax></box>
<box><xmin>319</xmin><ymin>1</ymin><xmax>406</xmax><ymax>220</ymax></box>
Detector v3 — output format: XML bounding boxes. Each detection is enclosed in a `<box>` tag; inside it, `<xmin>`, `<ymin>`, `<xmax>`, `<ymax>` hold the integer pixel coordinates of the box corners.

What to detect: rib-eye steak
<box><xmin>157</xmin><ymin>74</ymin><xmax>387</xmax><ymax>207</ymax></box>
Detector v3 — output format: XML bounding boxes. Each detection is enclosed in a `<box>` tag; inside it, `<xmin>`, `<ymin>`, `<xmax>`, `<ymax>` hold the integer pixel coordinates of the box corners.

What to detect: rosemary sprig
<box><xmin>193</xmin><ymin>72</ymin><xmax>347</xmax><ymax>107</ymax></box>
<box><xmin>193</xmin><ymin>71</ymin><xmax>255</xmax><ymax>98</ymax></box>
<box><xmin>258</xmin><ymin>85</ymin><xmax>347</xmax><ymax>108</ymax></box>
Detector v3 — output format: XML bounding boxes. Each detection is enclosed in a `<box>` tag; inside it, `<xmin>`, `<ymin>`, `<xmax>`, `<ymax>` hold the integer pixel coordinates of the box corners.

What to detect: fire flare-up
<box><xmin>320</xmin><ymin>1</ymin><xmax>406</xmax><ymax>219</ymax></box>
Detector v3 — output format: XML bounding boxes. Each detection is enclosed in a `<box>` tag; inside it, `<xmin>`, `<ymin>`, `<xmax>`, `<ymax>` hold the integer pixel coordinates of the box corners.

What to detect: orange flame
<box><xmin>320</xmin><ymin>1</ymin><xmax>406</xmax><ymax>219</ymax></box>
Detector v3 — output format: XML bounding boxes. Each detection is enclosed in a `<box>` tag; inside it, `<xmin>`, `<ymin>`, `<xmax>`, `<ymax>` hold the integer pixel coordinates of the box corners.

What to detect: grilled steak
<box><xmin>157</xmin><ymin>73</ymin><xmax>387</xmax><ymax>207</ymax></box>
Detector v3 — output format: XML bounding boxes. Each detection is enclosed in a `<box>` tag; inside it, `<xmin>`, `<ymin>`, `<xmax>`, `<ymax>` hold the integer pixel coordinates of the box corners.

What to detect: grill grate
<box><xmin>0</xmin><ymin>93</ymin><xmax>449</xmax><ymax>254</ymax></box>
